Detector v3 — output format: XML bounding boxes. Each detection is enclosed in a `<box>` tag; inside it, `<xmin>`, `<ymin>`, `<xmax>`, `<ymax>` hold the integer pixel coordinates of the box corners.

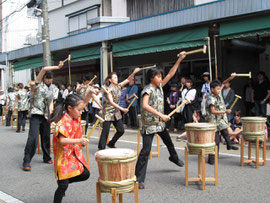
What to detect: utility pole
<box><xmin>41</xmin><ymin>0</ymin><xmax>51</xmax><ymax>66</ymax></box>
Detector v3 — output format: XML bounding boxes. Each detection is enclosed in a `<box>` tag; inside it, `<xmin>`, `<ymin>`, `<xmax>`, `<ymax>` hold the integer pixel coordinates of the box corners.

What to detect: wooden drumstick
<box><xmin>231</xmin><ymin>72</ymin><xmax>251</xmax><ymax>78</ymax></box>
<box><xmin>88</xmin><ymin>75</ymin><xmax>97</xmax><ymax>86</ymax></box>
<box><xmin>101</xmin><ymin>85</ymin><xmax>111</xmax><ymax>95</ymax></box>
<box><xmin>229</xmin><ymin>95</ymin><xmax>242</xmax><ymax>110</ymax></box>
<box><xmin>68</xmin><ymin>55</ymin><xmax>71</xmax><ymax>84</ymax></box>
<box><xmin>63</xmin><ymin>54</ymin><xmax>71</xmax><ymax>64</ymax></box>
<box><xmin>126</xmin><ymin>95</ymin><xmax>139</xmax><ymax>111</ymax></box>
<box><xmin>81</xmin><ymin>114</ymin><xmax>105</xmax><ymax>149</ymax></box>
<box><xmin>168</xmin><ymin>98</ymin><xmax>190</xmax><ymax>117</ymax></box>
<box><xmin>177</xmin><ymin>45</ymin><xmax>207</xmax><ymax>57</ymax></box>
<box><xmin>140</xmin><ymin>65</ymin><xmax>156</xmax><ymax>70</ymax></box>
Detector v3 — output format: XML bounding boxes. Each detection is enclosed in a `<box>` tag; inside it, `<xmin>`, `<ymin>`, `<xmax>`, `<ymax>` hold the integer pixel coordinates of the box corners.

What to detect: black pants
<box><xmin>121</xmin><ymin>111</ymin><xmax>128</xmax><ymax>125</ymax></box>
<box><xmin>23</xmin><ymin>114</ymin><xmax>51</xmax><ymax>164</ymax></box>
<box><xmin>135</xmin><ymin>129</ymin><xmax>179</xmax><ymax>183</ymax></box>
<box><xmin>128</xmin><ymin>106</ymin><xmax>138</xmax><ymax>128</ymax></box>
<box><xmin>208</xmin><ymin>129</ymin><xmax>232</xmax><ymax>162</ymax></box>
<box><xmin>6</xmin><ymin>110</ymin><xmax>12</xmax><ymax>126</ymax></box>
<box><xmin>17</xmin><ymin>110</ymin><xmax>28</xmax><ymax>131</ymax></box>
<box><xmin>166</xmin><ymin>112</ymin><xmax>179</xmax><ymax>129</ymax></box>
<box><xmin>81</xmin><ymin>111</ymin><xmax>89</xmax><ymax>133</ymax></box>
<box><xmin>91</xmin><ymin>107</ymin><xmax>100</xmax><ymax>124</ymax></box>
<box><xmin>53</xmin><ymin>166</ymin><xmax>90</xmax><ymax>203</ymax></box>
<box><xmin>98</xmin><ymin>119</ymin><xmax>125</xmax><ymax>150</ymax></box>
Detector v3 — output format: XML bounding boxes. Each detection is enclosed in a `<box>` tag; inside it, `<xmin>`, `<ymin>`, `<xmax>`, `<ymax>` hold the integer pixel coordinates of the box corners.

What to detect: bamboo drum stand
<box><xmin>240</xmin><ymin>136</ymin><xmax>266</xmax><ymax>168</ymax></box>
<box><xmin>96</xmin><ymin>181</ymin><xmax>139</xmax><ymax>203</ymax></box>
<box><xmin>185</xmin><ymin>146</ymin><xmax>218</xmax><ymax>190</ymax></box>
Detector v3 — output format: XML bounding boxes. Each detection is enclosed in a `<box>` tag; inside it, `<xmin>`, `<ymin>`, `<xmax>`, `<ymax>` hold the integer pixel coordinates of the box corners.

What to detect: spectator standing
<box><xmin>91</xmin><ymin>84</ymin><xmax>102</xmax><ymax>124</ymax></box>
<box><xmin>243</xmin><ymin>79</ymin><xmax>254</xmax><ymax>116</ymax></box>
<box><xmin>166</xmin><ymin>84</ymin><xmax>180</xmax><ymax>132</ymax></box>
<box><xmin>126</xmin><ymin>78</ymin><xmax>139</xmax><ymax>128</ymax></box>
<box><xmin>252</xmin><ymin>71</ymin><xmax>270</xmax><ymax>116</ymax></box>
<box><xmin>222</xmin><ymin>80</ymin><xmax>235</xmax><ymax>120</ymax></box>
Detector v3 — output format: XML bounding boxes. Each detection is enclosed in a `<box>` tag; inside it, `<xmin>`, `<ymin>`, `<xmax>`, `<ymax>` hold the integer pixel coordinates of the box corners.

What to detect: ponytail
<box><xmin>49</xmin><ymin>93</ymin><xmax>84</xmax><ymax>123</ymax></box>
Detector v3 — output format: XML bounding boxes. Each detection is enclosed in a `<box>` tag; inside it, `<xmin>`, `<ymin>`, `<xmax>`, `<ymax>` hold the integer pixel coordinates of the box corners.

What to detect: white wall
<box><xmin>14</xmin><ymin>69</ymin><xmax>31</xmax><ymax>86</ymax></box>
<box><xmin>48</xmin><ymin>0</ymin><xmax>101</xmax><ymax>40</ymax></box>
<box><xmin>194</xmin><ymin>0</ymin><xmax>218</xmax><ymax>5</ymax></box>
<box><xmin>112</xmin><ymin>0</ymin><xmax>127</xmax><ymax>17</ymax></box>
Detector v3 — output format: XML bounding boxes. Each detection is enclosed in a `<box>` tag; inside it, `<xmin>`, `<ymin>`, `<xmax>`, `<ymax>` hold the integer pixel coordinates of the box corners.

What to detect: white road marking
<box><xmin>90</xmin><ymin>136</ymin><xmax>270</xmax><ymax>161</ymax></box>
<box><xmin>0</xmin><ymin>191</ymin><xmax>24</xmax><ymax>203</ymax></box>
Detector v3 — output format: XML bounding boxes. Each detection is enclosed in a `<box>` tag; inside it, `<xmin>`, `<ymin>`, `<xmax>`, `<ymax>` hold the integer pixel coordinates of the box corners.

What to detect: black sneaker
<box><xmin>207</xmin><ymin>154</ymin><xmax>215</xmax><ymax>165</ymax></box>
<box><xmin>227</xmin><ymin>145</ymin><xmax>239</xmax><ymax>150</ymax></box>
<box><xmin>23</xmin><ymin>162</ymin><xmax>31</xmax><ymax>171</ymax></box>
<box><xmin>138</xmin><ymin>182</ymin><xmax>145</xmax><ymax>189</ymax></box>
<box><xmin>107</xmin><ymin>143</ymin><xmax>116</xmax><ymax>148</ymax></box>
<box><xmin>169</xmin><ymin>157</ymin><xmax>184</xmax><ymax>167</ymax></box>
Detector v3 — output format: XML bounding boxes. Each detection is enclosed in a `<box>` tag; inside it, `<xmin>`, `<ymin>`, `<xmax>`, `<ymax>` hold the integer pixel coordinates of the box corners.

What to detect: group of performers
<box><xmin>15</xmin><ymin>50</ymin><xmax>249</xmax><ymax>202</ymax></box>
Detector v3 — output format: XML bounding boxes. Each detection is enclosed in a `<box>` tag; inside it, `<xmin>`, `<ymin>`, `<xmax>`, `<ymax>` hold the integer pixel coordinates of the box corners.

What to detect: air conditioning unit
<box><xmin>25</xmin><ymin>35</ymin><xmax>38</xmax><ymax>46</ymax></box>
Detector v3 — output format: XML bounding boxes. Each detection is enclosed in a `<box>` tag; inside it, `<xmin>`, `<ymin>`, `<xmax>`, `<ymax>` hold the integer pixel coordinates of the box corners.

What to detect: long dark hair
<box><xmin>104</xmin><ymin>72</ymin><xmax>117</xmax><ymax>87</ymax></box>
<box><xmin>49</xmin><ymin>93</ymin><xmax>84</xmax><ymax>123</ymax></box>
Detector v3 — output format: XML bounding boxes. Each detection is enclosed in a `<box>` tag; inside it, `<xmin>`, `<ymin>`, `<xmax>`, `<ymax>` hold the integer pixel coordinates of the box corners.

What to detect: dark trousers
<box><xmin>53</xmin><ymin>166</ymin><xmax>90</xmax><ymax>203</ymax></box>
<box><xmin>166</xmin><ymin>112</ymin><xmax>179</xmax><ymax>129</ymax></box>
<box><xmin>17</xmin><ymin>110</ymin><xmax>28</xmax><ymax>131</ymax></box>
<box><xmin>6</xmin><ymin>110</ymin><xmax>12</xmax><ymax>126</ymax></box>
<box><xmin>208</xmin><ymin>129</ymin><xmax>232</xmax><ymax>162</ymax></box>
<box><xmin>98</xmin><ymin>119</ymin><xmax>125</xmax><ymax>150</ymax></box>
<box><xmin>91</xmin><ymin>107</ymin><xmax>100</xmax><ymax>124</ymax></box>
<box><xmin>128</xmin><ymin>106</ymin><xmax>138</xmax><ymax>128</ymax></box>
<box><xmin>135</xmin><ymin>129</ymin><xmax>179</xmax><ymax>183</ymax></box>
<box><xmin>81</xmin><ymin>111</ymin><xmax>89</xmax><ymax>133</ymax></box>
<box><xmin>23</xmin><ymin>114</ymin><xmax>51</xmax><ymax>164</ymax></box>
<box><xmin>121</xmin><ymin>111</ymin><xmax>128</xmax><ymax>125</ymax></box>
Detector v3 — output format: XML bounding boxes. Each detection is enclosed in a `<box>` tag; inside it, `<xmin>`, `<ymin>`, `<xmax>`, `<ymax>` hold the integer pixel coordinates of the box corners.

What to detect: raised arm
<box><xmin>162</xmin><ymin>52</ymin><xmax>186</xmax><ymax>87</ymax></box>
<box><xmin>35</xmin><ymin>61</ymin><xmax>64</xmax><ymax>83</ymax></box>
<box><xmin>221</xmin><ymin>73</ymin><xmax>236</xmax><ymax>90</ymax></box>
<box><xmin>119</xmin><ymin>68</ymin><xmax>141</xmax><ymax>88</ymax></box>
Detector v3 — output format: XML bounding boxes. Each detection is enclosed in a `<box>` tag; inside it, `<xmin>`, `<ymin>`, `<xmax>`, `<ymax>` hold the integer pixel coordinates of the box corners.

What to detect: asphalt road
<box><xmin>0</xmin><ymin>124</ymin><xmax>270</xmax><ymax>203</ymax></box>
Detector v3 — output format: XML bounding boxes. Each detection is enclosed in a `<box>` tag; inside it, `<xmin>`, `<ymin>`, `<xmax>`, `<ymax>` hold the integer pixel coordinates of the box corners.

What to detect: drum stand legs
<box><xmin>240</xmin><ymin>136</ymin><xmax>266</xmax><ymax>168</ymax></box>
<box><xmin>96</xmin><ymin>182</ymin><xmax>139</xmax><ymax>203</ymax></box>
<box><xmin>185</xmin><ymin>146</ymin><xmax>218</xmax><ymax>190</ymax></box>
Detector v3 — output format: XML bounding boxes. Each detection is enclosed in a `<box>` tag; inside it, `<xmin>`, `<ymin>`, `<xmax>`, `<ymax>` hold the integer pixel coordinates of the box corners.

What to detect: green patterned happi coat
<box><xmin>141</xmin><ymin>83</ymin><xmax>165</xmax><ymax>135</ymax></box>
<box><xmin>103</xmin><ymin>84</ymin><xmax>122</xmax><ymax>121</ymax></box>
<box><xmin>205</xmin><ymin>92</ymin><xmax>228</xmax><ymax>131</ymax></box>
<box><xmin>16</xmin><ymin>89</ymin><xmax>29</xmax><ymax>111</ymax></box>
<box><xmin>30</xmin><ymin>82</ymin><xmax>56</xmax><ymax>119</ymax></box>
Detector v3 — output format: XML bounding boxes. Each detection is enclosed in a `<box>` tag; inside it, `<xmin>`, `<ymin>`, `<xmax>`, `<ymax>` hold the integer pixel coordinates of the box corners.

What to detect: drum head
<box><xmin>241</xmin><ymin>117</ymin><xmax>267</xmax><ymax>122</ymax></box>
<box><xmin>95</xmin><ymin>148</ymin><xmax>136</xmax><ymax>160</ymax></box>
<box><xmin>185</xmin><ymin>122</ymin><xmax>216</xmax><ymax>131</ymax></box>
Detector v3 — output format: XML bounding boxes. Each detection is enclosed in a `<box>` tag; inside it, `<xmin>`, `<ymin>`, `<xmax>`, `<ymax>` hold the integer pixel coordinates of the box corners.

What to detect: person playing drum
<box><xmin>135</xmin><ymin>52</ymin><xmax>186</xmax><ymax>189</ymax></box>
<box><xmin>98</xmin><ymin>68</ymin><xmax>141</xmax><ymax>150</ymax></box>
<box><xmin>50</xmin><ymin>89</ymin><xmax>98</xmax><ymax>203</ymax></box>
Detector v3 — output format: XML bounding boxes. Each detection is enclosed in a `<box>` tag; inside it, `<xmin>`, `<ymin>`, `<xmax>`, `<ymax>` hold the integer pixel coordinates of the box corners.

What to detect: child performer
<box><xmin>206</xmin><ymin>75</ymin><xmax>239</xmax><ymax>165</ymax></box>
<box><xmin>50</xmin><ymin>89</ymin><xmax>97</xmax><ymax>203</ymax></box>
<box><xmin>135</xmin><ymin>52</ymin><xmax>186</xmax><ymax>189</ymax></box>
<box><xmin>98</xmin><ymin>68</ymin><xmax>141</xmax><ymax>150</ymax></box>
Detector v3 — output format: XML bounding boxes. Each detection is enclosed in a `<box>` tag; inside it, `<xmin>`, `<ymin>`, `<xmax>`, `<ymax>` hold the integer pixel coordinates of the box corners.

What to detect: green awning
<box><xmin>113</xmin><ymin>27</ymin><xmax>208</xmax><ymax>57</ymax></box>
<box><xmin>13</xmin><ymin>57</ymin><xmax>44</xmax><ymax>72</ymax></box>
<box><xmin>220</xmin><ymin>15</ymin><xmax>270</xmax><ymax>40</ymax></box>
<box><xmin>70</xmin><ymin>46</ymin><xmax>100</xmax><ymax>62</ymax></box>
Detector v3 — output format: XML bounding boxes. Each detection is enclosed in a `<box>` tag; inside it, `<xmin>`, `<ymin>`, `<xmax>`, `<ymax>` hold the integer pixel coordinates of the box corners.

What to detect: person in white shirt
<box><xmin>62</xmin><ymin>84</ymin><xmax>73</xmax><ymax>100</ymax></box>
<box><xmin>201</xmin><ymin>72</ymin><xmax>211</xmax><ymax>115</ymax></box>
<box><xmin>91</xmin><ymin>84</ymin><xmax>102</xmax><ymax>123</ymax></box>
<box><xmin>181</xmin><ymin>78</ymin><xmax>198</xmax><ymax>123</ymax></box>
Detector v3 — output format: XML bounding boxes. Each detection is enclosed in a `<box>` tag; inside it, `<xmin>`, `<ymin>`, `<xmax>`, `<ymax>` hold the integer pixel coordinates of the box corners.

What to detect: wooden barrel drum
<box><xmin>185</xmin><ymin>123</ymin><xmax>216</xmax><ymax>154</ymax></box>
<box><xmin>241</xmin><ymin>117</ymin><xmax>266</xmax><ymax>141</ymax></box>
<box><xmin>95</xmin><ymin>148</ymin><xmax>137</xmax><ymax>193</ymax></box>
